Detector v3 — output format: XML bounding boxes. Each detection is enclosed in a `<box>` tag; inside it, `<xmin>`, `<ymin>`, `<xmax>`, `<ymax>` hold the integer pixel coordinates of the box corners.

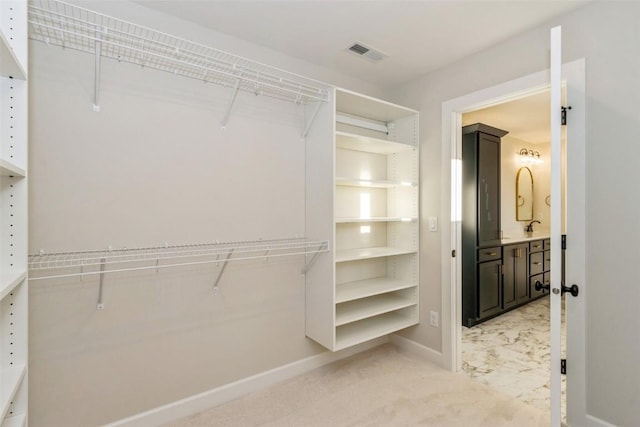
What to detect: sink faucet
<box><xmin>525</xmin><ymin>220</ymin><xmax>541</xmax><ymax>233</ymax></box>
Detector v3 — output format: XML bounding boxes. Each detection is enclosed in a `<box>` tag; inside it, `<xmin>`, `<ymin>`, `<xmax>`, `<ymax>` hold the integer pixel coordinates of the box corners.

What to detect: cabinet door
<box><xmin>503</xmin><ymin>243</ymin><xmax>528</xmax><ymax>309</ymax></box>
<box><xmin>477</xmin><ymin>133</ymin><xmax>501</xmax><ymax>246</ymax></box>
<box><xmin>478</xmin><ymin>260</ymin><xmax>502</xmax><ymax>319</ymax></box>
<box><xmin>515</xmin><ymin>244</ymin><xmax>530</xmax><ymax>304</ymax></box>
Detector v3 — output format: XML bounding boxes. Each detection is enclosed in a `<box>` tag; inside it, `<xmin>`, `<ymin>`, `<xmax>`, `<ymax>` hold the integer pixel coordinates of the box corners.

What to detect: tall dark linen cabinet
<box><xmin>461</xmin><ymin>123</ymin><xmax>508</xmax><ymax>327</ymax></box>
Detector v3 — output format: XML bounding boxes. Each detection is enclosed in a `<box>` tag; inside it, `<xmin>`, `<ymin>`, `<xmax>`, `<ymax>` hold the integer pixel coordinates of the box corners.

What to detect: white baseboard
<box><xmin>586</xmin><ymin>414</ymin><xmax>618</xmax><ymax>427</ymax></box>
<box><xmin>389</xmin><ymin>334</ymin><xmax>443</xmax><ymax>366</ymax></box>
<box><xmin>107</xmin><ymin>336</ymin><xmax>388</xmax><ymax>427</ymax></box>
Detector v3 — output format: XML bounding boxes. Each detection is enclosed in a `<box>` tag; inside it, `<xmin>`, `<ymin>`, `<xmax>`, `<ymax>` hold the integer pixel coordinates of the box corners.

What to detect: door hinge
<box><xmin>561</xmin><ymin>106</ymin><xmax>572</xmax><ymax>125</ymax></box>
<box><xmin>452</xmin><ymin>250</ymin><xmax>456</xmax><ymax>258</ymax></box>
<box><xmin>561</xmin><ymin>358</ymin><xmax>567</xmax><ymax>375</ymax></box>
<box><xmin>561</xmin><ymin>234</ymin><xmax>567</xmax><ymax>250</ymax></box>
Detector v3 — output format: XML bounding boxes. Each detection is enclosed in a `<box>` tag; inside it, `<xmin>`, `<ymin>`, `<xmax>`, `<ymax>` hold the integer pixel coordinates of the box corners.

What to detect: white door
<box><xmin>549</xmin><ymin>25</ymin><xmax>563</xmax><ymax>427</ymax></box>
<box><xmin>550</xmin><ymin>27</ymin><xmax>587</xmax><ymax>426</ymax></box>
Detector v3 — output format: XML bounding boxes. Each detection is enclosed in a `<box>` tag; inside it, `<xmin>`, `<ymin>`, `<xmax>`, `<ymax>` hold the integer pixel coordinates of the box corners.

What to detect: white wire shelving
<box><xmin>28</xmin><ymin>0</ymin><xmax>329</xmax><ymax>113</ymax></box>
<box><xmin>29</xmin><ymin>237</ymin><xmax>329</xmax><ymax>281</ymax></box>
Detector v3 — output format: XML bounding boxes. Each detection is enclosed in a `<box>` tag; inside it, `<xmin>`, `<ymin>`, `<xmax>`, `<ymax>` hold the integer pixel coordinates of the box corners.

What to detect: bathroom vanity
<box><xmin>461</xmin><ymin>123</ymin><xmax>550</xmax><ymax>327</ymax></box>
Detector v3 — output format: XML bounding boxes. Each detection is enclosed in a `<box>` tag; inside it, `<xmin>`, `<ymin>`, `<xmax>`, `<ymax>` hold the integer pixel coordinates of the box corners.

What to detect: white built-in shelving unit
<box><xmin>0</xmin><ymin>0</ymin><xmax>28</xmax><ymax>425</ymax></box>
<box><xmin>305</xmin><ymin>89</ymin><xmax>419</xmax><ymax>351</ymax></box>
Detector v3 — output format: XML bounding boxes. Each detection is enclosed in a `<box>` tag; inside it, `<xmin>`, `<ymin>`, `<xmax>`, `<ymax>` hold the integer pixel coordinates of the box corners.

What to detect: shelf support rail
<box><xmin>93</xmin><ymin>27</ymin><xmax>104</xmax><ymax>112</ymax></box>
<box><xmin>301</xmin><ymin>241</ymin><xmax>329</xmax><ymax>274</ymax></box>
<box><xmin>221</xmin><ymin>78</ymin><xmax>241</xmax><ymax>128</ymax></box>
<box><xmin>97</xmin><ymin>257</ymin><xmax>106</xmax><ymax>310</ymax></box>
<box><xmin>212</xmin><ymin>248</ymin><xmax>234</xmax><ymax>293</ymax></box>
<box><xmin>302</xmin><ymin>101</ymin><xmax>323</xmax><ymax>138</ymax></box>
<box><xmin>336</xmin><ymin>113</ymin><xmax>389</xmax><ymax>134</ymax></box>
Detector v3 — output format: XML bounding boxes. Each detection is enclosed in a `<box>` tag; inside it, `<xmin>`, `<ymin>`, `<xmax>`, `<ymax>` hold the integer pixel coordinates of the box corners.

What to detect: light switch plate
<box><xmin>428</xmin><ymin>216</ymin><xmax>438</xmax><ymax>232</ymax></box>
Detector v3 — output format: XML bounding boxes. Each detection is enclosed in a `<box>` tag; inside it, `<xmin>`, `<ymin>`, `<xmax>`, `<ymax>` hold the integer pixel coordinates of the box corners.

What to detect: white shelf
<box><xmin>0</xmin><ymin>271</ymin><xmax>26</xmax><ymax>301</ymax></box>
<box><xmin>29</xmin><ymin>0</ymin><xmax>327</xmax><ymax>105</ymax></box>
<box><xmin>0</xmin><ymin>160</ymin><xmax>26</xmax><ymax>178</ymax></box>
<box><xmin>336</xmin><ymin>294</ymin><xmax>415</xmax><ymax>326</ymax></box>
<box><xmin>335</xmin><ymin>247</ymin><xmax>416</xmax><ymax>263</ymax></box>
<box><xmin>336</xmin><ymin>277</ymin><xmax>416</xmax><ymax>304</ymax></box>
<box><xmin>0</xmin><ymin>30</ymin><xmax>26</xmax><ymax>80</ymax></box>
<box><xmin>1</xmin><ymin>415</ymin><xmax>25</xmax><ymax>427</ymax></box>
<box><xmin>335</xmin><ymin>177</ymin><xmax>415</xmax><ymax>188</ymax></box>
<box><xmin>0</xmin><ymin>365</ymin><xmax>26</xmax><ymax>421</ymax></box>
<box><xmin>335</xmin><ymin>217</ymin><xmax>416</xmax><ymax>223</ymax></box>
<box><xmin>336</xmin><ymin>89</ymin><xmax>417</xmax><ymax>123</ymax></box>
<box><xmin>29</xmin><ymin>237</ymin><xmax>328</xmax><ymax>280</ymax></box>
<box><xmin>336</xmin><ymin>131</ymin><xmax>415</xmax><ymax>154</ymax></box>
<box><xmin>335</xmin><ymin>310</ymin><xmax>417</xmax><ymax>350</ymax></box>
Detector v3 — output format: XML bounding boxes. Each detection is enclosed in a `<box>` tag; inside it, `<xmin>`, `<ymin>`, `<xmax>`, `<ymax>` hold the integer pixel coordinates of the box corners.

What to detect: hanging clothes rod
<box><xmin>28</xmin><ymin>0</ymin><xmax>329</xmax><ymax>105</ymax></box>
<box><xmin>29</xmin><ymin>238</ymin><xmax>330</xmax><ymax>281</ymax></box>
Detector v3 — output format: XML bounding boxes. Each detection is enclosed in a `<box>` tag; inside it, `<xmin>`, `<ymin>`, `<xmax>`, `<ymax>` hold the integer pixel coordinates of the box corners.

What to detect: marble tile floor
<box><xmin>167</xmin><ymin>344</ymin><xmax>548</xmax><ymax>427</ymax></box>
<box><xmin>461</xmin><ymin>296</ymin><xmax>566</xmax><ymax>422</ymax></box>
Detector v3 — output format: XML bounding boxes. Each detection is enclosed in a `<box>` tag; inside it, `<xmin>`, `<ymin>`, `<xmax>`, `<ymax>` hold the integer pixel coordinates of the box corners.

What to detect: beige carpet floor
<box><xmin>165</xmin><ymin>344</ymin><xmax>548</xmax><ymax>426</ymax></box>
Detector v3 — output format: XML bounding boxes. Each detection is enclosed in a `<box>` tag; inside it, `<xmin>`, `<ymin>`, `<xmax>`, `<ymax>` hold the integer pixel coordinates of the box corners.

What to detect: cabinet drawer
<box><xmin>544</xmin><ymin>250</ymin><xmax>551</xmax><ymax>272</ymax></box>
<box><xmin>530</xmin><ymin>251</ymin><xmax>544</xmax><ymax>275</ymax></box>
<box><xmin>478</xmin><ymin>246</ymin><xmax>501</xmax><ymax>262</ymax></box>
<box><xmin>529</xmin><ymin>239</ymin><xmax>544</xmax><ymax>253</ymax></box>
<box><xmin>543</xmin><ymin>238</ymin><xmax>551</xmax><ymax>250</ymax></box>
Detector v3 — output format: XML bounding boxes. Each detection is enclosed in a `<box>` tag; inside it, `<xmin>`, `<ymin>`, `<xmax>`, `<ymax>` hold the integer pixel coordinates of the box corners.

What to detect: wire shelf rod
<box><xmin>28</xmin><ymin>1</ymin><xmax>329</xmax><ymax>104</ymax></box>
<box><xmin>29</xmin><ymin>246</ymin><xmax>329</xmax><ymax>281</ymax></box>
<box><xmin>28</xmin><ymin>238</ymin><xmax>330</xmax><ymax>280</ymax></box>
<box><xmin>29</xmin><ymin>20</ymin><xmax>325</xmax><ymax>102</ymax></box>
<box><xmin>30</xmin><ymin>238</ymin><xmax>323</xmax><ymax>267</ymax></box>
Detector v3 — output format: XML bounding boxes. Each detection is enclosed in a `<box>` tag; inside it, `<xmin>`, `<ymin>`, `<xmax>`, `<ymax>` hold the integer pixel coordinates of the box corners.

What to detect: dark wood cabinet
<box><xmin>503</xmin><ymin>243</ymin><xmax>529</xmax><ymax>309</ymax></box>
<box><xmin>478</xmin><ymin>259</ymin><xmax>502</xmax><ymax>318</ymax></box>
<box><xmin>529</xmin><ymin>239</ymin><xmax>550</xmax><ymax>300</ymax></box>
<box><xmin>461</xmin><ymin>123</ymin><xmax>552</xmax><ymax>328</ymax></box>
<box><xmin>462</xmin><ymin>123</ymin><xmax>506</xmax><ymax>248</ymax></box>
<box><xmin>461</xmin><ymin>123</ymin><xmax>508</xmax><ymax>327</ymax></box>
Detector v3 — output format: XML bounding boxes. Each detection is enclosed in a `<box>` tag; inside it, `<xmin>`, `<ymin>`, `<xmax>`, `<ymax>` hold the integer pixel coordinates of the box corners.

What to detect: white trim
<box><xmin>585</xmin><ymin>415</ymin><xmax>618</xmax><ymax>427</ymax></box>
<box><xmin>106</xmin><ymin>337</ymin><xmax>388</xmax><ymax>427</ymax></box>
<box><xmin>441</xmin><ymin>68</ymin><xmax>551</xmax><ymax>372</ymax></box>
<box><xmin>389</xmin><ymin>334</ymin><xmax>443</xmax><ymax>365</ymax></box>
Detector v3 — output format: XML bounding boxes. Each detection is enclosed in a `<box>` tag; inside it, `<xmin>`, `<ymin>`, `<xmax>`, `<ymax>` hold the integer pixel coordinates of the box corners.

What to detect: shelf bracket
<box><xmin>302</xmin><ymin>101</ymin><xmax>322</xmax><ymax>138</ymax></box>
<box><xmin>301</xmin><ymin>242</ymin><xmax>328</xmax><ymax>274</ymax></box>
<box><xmin>221</xmin><ymin>79</ymin><xmax>241</xmax><ymax>128</ymax></box>
<box><xmin>93</xmin><ymin>27</ymin><xmax>105</xmax><ymax>112</ymax></box>
<box><xmin>97</xmin><ymin>258</ymin><xmax>106</xmax><ymax>310</ymax></box>
<box><xmin>213</xmin><ymin>248</ymin><xmax>234</xmax><ymax>292</ymax></box>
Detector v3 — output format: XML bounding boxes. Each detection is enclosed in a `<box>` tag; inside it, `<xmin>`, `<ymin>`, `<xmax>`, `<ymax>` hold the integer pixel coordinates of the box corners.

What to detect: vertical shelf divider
<box><xmin>0</xmin><ymin>0</ymin><xmax>28</xmax><ymax>424</ymax></box>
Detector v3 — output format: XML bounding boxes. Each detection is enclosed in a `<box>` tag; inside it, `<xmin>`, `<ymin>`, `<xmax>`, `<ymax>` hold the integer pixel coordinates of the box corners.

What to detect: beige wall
<box><xmin>27</xmin><ymin>2</ymin><xmax>377</xmax><ymax>426</ymax></box>
<box><xmin>390</xmin><ymin>2</ymin><xmax>640</xmax><ymax>425</ymax></box>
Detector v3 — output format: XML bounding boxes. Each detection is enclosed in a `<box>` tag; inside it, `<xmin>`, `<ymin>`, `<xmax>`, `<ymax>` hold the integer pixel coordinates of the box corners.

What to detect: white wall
<box><xmin>390</xmin><ymin>2</ymin><xmax>640</xmax><ymax>425</ymax></box>
<box><xmin>27</xmin><ymin>2</ymin><xmax>378</xmax><ymax>426</ymax></box>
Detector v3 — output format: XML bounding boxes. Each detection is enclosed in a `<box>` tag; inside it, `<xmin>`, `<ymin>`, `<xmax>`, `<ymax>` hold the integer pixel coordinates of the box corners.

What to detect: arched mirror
<box><xmin>516</xmin><ymin>167</ymin><xmax>534</xmax><ymax>221</ymax></box>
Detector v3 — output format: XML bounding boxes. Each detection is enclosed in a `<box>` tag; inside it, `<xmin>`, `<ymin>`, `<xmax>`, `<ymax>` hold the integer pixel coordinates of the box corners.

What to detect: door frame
<box><xmin>440</xmin><ymin>59</ymin><xmax>586</xmax><ymax>423</ymax></box>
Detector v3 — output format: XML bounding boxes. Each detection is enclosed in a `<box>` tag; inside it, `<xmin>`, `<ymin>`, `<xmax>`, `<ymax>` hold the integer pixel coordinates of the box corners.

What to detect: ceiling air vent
<box><xmin>347</xmin><ymin>41</ymin><xmax>388</xmax><ymax>62</ymax></box>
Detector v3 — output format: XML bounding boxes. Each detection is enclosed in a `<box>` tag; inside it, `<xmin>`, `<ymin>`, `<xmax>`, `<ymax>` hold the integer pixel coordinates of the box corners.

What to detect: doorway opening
<box><xmin>441</xmin><ymin>58</ymin><xmax>586</xmax><ymax>425</ymax></box>
<box><xmin>457</xmin><ymin>89</ymin><xmax>567</xmax><ymax>420</ymax></box>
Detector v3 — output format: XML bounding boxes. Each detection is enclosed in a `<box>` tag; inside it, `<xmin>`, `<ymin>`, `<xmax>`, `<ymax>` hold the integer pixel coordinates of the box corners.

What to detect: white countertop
<box><xmin>500</xmin><ymin>232</ymin><xmax>550</xmax><ymax>244</ymax></box>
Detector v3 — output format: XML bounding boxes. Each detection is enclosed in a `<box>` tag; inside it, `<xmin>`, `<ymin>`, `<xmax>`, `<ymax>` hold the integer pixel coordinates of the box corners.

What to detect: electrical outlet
<box><xmin>430</xmin><ymin>310</ymin><xmax>439</xmax><ymax>327</ymax></box>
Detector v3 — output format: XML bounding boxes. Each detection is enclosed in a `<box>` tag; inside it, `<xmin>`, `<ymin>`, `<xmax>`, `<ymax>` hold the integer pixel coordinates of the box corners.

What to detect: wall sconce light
<box><xmin>519</xmin><ymin>148</ymin><xmax>543</xmax><ymax>165</ymax></box>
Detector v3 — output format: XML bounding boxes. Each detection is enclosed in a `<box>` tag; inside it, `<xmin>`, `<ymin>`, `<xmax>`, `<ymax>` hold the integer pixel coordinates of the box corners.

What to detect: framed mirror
<box><xmin>516</xmin><ymin>167</ymin><xmax>534</xmax><ymax>221</ymax></box>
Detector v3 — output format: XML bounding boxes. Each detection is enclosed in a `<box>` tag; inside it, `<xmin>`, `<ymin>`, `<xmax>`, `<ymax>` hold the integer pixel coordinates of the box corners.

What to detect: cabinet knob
<box><xmin>486</xmin><ymin>252</ymin><xmax>497</xmax><ymax>256</ymax></box>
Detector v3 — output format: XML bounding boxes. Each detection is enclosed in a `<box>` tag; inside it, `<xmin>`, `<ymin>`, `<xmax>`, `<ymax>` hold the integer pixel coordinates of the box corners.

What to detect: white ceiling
<box><xmin>135</xmin><ymin>1</ymin><xmax>589</xmax><ymax>88</ymax></box>
<box><xmin>463</xmin><ymin>90</ymin><xmax>551</xmax><ymax>144</ymax></box>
